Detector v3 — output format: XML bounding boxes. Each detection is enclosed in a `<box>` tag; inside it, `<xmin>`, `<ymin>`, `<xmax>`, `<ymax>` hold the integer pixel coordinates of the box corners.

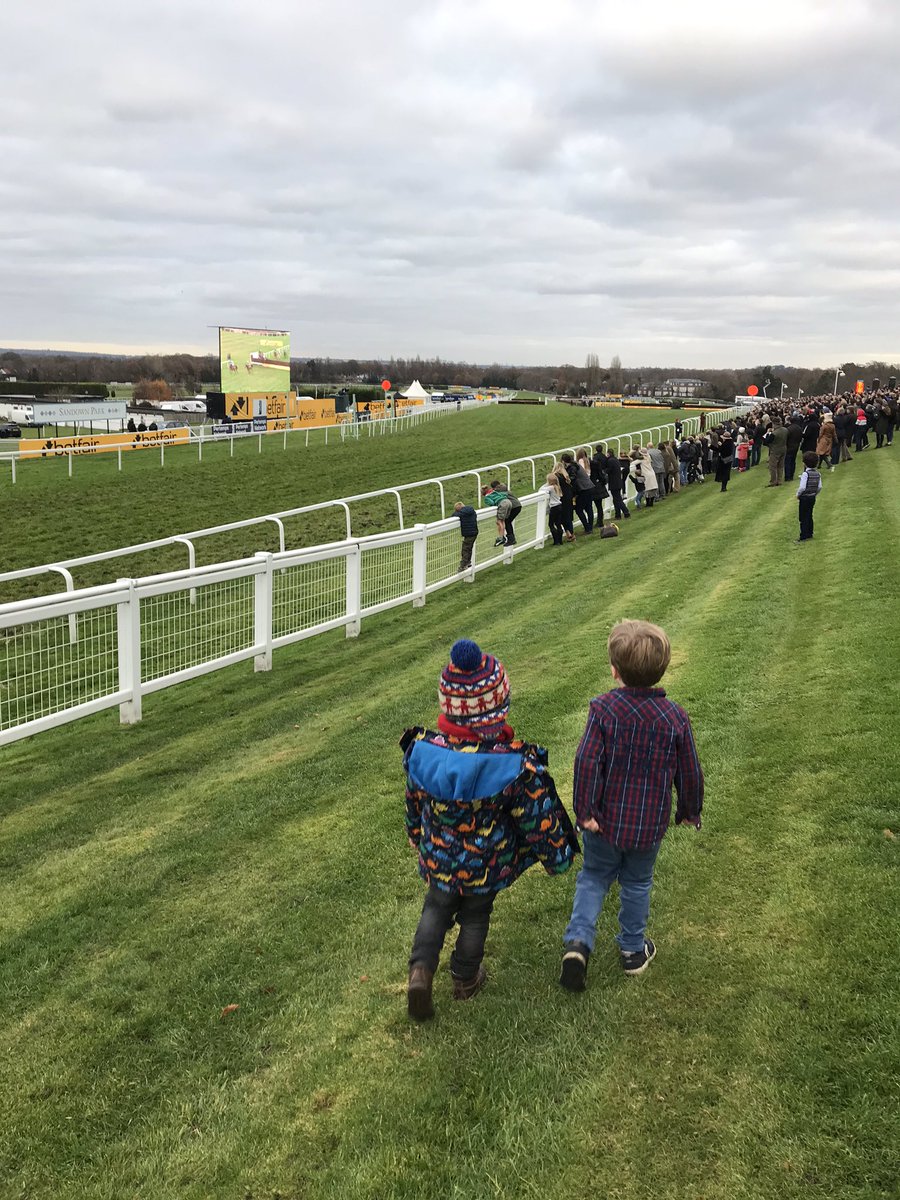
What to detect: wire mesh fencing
<box><xmin>0</xmin><ymin>494</ymin><xmax>547</xmax><ymax>745</ymax></box>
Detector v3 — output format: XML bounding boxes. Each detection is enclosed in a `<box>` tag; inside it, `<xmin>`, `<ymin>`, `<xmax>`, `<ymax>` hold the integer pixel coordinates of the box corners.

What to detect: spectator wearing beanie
<box><xmin>402</xmin><ymin>639</ymin><xmax>578</xmax><ymax>1020</ymax></box>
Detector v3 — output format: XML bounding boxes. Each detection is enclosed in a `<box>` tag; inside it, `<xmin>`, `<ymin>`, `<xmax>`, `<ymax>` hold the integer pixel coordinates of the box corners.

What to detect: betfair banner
<box><xmin>20</xmin><ymin>428</ymin><xmax>191</xmax><ymax>459</ymax></box>
<box><xmin>220</xmin><ymin>327</ymin><xmax>291</xmax><ymax>393</ymax></box>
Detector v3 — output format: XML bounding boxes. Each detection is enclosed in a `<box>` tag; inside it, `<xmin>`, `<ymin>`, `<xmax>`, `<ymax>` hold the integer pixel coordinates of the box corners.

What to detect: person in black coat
<box><xmin>784</xmin><ymin>418</ymin><xmax>804</xmax><ymax>481</ymax></box>
<box><xmin>715</xmin><ymin>431</ymin><xmax>734</xmax><ymax>492</ymax></box>
<box><xmin>800</xmin><ymin>414</ymin><xmax>820</xmax><ymax>455</ymax></box>
<box><xmin>589</xmin><ymin>445</ymin><xmax>609</xmax><ymax>529</ymax></box>
<box><xmin>602</xmin><ymin>445</ymin><xmax>631</xmax><ymax>518</ymax></box>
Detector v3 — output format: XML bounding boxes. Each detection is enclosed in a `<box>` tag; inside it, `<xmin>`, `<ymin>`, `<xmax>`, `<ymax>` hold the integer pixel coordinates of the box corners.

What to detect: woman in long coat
<box><xmin>816</xmin><ymin>413</ymin><xmax>837</xmax><ymax>470</ymax></box>
<box><xmin>715</xmin><ymin>431</ymin><xmax>734</xmax><ymax>492</ymax></box>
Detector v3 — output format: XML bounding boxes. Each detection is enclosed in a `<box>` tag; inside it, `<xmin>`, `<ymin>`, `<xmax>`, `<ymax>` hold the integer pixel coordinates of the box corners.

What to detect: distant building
<box><xmin>0</xmin><ymin>368</ymin><xmax>17</xmax><ymax>383</ymax></box>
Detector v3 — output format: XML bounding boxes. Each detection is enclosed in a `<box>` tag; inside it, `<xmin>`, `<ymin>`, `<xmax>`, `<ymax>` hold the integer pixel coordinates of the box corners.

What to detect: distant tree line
<box><xmin>2</xmin><ymin>348</ymin><xmax>896</xmax><ymax>402</ymax></box>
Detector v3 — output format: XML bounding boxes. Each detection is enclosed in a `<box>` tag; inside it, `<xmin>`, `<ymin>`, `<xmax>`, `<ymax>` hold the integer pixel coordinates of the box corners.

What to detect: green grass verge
<box><xmin>0</xmin><ymin>404</ymin><xmax>685</xmax><ymax>598</ymax></box>
<box><xmin>2</xmin><ymin>418</ymin><xmax>897</xmax><ymax>1200</ymax></box>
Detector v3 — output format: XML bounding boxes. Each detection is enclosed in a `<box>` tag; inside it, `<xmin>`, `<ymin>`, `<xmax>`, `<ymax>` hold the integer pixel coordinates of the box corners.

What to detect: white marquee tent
<box><xmin>399</xmin><ymin>379</ymin><xmax>430</xmax><ymax>400</ymax></box>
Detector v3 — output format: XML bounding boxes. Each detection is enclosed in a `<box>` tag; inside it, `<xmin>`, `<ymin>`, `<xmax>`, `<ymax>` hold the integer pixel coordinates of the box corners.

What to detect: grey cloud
<box><xmin>3</xmin><ymin>0</ymin><xmax>900</xmax><ymax>365</ymax></box>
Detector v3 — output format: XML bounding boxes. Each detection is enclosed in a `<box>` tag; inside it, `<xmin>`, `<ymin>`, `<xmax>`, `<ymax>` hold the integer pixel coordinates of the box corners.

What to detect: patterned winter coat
<box><xmin>401</xmin><ymin>727</ymin><xmax>579</xmax><ymax>895</ymax></box>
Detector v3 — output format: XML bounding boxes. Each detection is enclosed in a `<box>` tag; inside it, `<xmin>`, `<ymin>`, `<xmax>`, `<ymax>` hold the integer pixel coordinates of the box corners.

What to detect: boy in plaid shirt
<box><xmin>560</xmin><ymin>620</ymin><xmax>704</xmax><ymax>989</ymax></box>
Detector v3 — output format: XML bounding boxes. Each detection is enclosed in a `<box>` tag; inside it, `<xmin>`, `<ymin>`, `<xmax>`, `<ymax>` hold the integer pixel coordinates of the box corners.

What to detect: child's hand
<box><xmin>580</xmin><ymin>818</ymin><xmax>600</xmax><ymax>833</ymax></box>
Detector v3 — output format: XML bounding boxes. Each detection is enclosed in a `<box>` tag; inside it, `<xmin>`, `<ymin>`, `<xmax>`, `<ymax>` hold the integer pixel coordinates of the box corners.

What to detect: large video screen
<box><xmin>220</xmin><ymin>327</ymin><xmax>291</xmax><ymax>393</ymax></box>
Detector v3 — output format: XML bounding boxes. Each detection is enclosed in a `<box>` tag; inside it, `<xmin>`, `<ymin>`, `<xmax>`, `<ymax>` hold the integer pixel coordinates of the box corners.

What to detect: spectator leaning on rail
<box><xmin>452</xmin><ymin>501</ymin><xmax>479</xmax><ymax>572</ymax></box>
<box><xmin>403</xmin><ymin>639</ymin><xmax>579</xmax><ymax>1020</ymax></box>
<box><xmin>481</xmin><ymin>482</ymin><xmax>522</xmax><ymax>547</ymax></box>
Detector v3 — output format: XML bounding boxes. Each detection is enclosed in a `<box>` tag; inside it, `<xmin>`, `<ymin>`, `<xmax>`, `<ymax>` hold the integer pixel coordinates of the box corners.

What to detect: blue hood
<box><xmin>407</xmin><ymin>739</ymin><xmax>524</xmax><ymax>802</ymax></box>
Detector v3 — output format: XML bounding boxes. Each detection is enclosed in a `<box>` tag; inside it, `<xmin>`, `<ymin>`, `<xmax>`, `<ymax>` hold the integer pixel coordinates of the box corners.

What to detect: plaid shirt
<box><xmin>573</xmin><ymin>687</ymin><xmax>704</xmax><ymax>849</ymax></box>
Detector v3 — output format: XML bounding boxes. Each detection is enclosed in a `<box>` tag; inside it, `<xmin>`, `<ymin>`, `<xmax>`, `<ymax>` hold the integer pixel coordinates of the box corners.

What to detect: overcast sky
<box><xmin>2</xmin><ymin>0</ymin><xmax>899</xmax><ymax>367</ymax></box>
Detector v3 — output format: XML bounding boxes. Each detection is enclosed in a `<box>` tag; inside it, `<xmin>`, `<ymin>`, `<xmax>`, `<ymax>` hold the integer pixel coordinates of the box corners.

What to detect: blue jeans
<box><xmin>564</xmin><ymin>832</ymin><xmax>661</xmax><ymax>954</ymax></box>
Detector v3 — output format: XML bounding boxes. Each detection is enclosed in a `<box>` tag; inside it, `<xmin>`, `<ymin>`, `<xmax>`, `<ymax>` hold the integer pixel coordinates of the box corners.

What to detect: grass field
<box><xmin>2</xmin><ymin>409</ymin><xmax>899</xmax><ymax>1199</ymax></box>
<box><xmin>0</xmin><ymin>404</ymin><xmax>684</xmax><ymax>599</ymax></box>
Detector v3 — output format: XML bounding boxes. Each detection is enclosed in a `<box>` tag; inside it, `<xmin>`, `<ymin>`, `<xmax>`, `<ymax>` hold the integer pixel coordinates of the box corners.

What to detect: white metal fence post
<box><xmin>534</xmin><ymin>490</ymin><xmax>548</xmax><ymax>549</ymax></box>
<box><xmin>253</xmin><ymin>552</ymin><xmax>273</xmax><ymax>672</ymax></box>
<box><xmin>345</xmin><ymin>543</ymin><xmax>361</xmax><ymax>637</ymax></box>
<box><xmin>412</xmin><ymin>525</ymin><xmax>427</xmax><ymax>607</ymax></box>
<box><xmin>116</xmin><ymin>578</ymin><xmax>143</xmax><ymax>725</ymax></box>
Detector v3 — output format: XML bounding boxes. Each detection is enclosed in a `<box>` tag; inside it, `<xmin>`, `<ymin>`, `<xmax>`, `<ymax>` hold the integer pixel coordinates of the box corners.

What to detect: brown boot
<box><xmin>407</xmin><ymin>963</ymin><xmax>435</xmax><ymax>1020</ymax></box>
<box><xmin>451</xmin><ymin>964</ymin><xmax>487</xmax><ymax>1001</ymax></box>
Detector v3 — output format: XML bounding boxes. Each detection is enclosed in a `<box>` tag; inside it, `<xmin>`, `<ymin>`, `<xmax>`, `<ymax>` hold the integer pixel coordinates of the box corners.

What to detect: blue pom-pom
<box><xmin>450</xmin><ymin>639</ymin><xmax>483</xmax><ymax>671</ymax></box>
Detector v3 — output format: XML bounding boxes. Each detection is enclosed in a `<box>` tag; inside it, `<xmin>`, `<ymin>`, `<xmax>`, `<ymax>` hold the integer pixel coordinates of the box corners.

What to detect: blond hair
<box><xmin>608</xmin><ymin>620</ymin><xmax>671</xmax><ymax>687</ymax></box>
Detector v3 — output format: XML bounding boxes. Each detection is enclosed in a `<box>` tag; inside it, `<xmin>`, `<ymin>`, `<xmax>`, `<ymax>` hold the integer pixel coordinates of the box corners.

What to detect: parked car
<box><xmin>0</xmin><ymin>422</ymin><xmax>22</xmax><ymax>438</ymax></box>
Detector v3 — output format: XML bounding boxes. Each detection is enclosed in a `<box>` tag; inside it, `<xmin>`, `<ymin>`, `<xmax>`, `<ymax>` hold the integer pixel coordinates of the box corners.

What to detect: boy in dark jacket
<box><xmin>404</xmin><ymin>640</ymin><xmax>578</xmax><ymax>1019</ymax></box>
<box><xmin>453</xmin><ymin>501</ymin><xmax>479</xmax><ymax>572</ymax></box>
<box><xmin>560</xmin><ymin>620</ymin><xmax>703</xmax><ymax>989</ymax></box>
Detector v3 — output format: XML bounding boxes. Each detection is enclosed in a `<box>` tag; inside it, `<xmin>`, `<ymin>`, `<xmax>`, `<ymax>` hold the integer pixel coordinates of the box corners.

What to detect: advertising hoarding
<box><xmin>20</xmin><ymin>428</ymin><xmax>191</xmax><ymax>459</ymax></box>
<box><xmin>220</xmin><ymin>327</ymin><xmax>291</xmax><ymax>393</ymax></box>
<box><xmin>32</xmin><ymin>401</ymin><xmax>127</xmax><ymax>423</ymax></box>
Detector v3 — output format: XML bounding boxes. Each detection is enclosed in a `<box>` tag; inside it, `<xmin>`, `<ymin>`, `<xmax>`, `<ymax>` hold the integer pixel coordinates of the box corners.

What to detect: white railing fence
<box><xmin>0</xmin><ymin>408</ymin><xmax>739</xmax><ymax>603</ymax></box>
<box><xmin>0</xmin><ymin>403</ymin><xmax>461</xmax><ymax>484</ymax></box>
<box><xmin>0</xmin><ymin>497</ymin><xmax>547</xmax><ymax>746</ymax></box>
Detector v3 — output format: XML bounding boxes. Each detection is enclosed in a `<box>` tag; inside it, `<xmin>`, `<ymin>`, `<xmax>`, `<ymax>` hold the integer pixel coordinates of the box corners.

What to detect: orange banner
<box><xmin>20</xmin><ymin>428</ymin><xmax>191</xmax><ymax>459</ymax></box>
<box><xmin>855</xmin><ymin>380</ymin><xmax>865</xmax><ymax>394</ymax></box>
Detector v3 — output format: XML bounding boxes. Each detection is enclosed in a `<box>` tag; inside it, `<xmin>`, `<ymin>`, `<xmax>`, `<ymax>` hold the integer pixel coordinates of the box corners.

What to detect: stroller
<box><xmin>686</xmin><ymin>455</ymin><xmax>704</xmax><ymax>484</ymax></box>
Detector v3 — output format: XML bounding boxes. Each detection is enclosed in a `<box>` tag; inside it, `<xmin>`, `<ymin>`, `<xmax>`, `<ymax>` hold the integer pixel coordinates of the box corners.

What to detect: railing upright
<box><xmin>345</xmin><ymin>544</ymin><xmax>361</xmax><ymax>637</ymax></box>
<box><xmin>116</xmin><ymin>579</ymin><xmax>142</xmax><ymax>725</ymax></box>
<box><xmin>253</xmin><ymin>553</ymin><xmax>273</xmax><ymax>672</ymax></box>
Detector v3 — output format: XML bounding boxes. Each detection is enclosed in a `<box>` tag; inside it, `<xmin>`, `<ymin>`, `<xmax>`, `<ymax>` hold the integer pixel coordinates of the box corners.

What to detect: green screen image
<box><xmin>220</xmin><ymin>327</ymin><xmax>291</xmax><ymax>393</ymax></box>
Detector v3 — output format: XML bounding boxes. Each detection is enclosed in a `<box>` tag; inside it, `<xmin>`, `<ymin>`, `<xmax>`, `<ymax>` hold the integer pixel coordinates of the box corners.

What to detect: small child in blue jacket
<box><xmin>402</xmin><ymin>639</ymin><xmax>578</xmax><ymax>1020</ymax></box>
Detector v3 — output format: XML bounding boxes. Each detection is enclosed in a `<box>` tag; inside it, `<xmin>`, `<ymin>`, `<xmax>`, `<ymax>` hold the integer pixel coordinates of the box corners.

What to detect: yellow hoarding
<box><xmin>292</xmin><ymin>397</ymin><xmax>338</xmax><ymax>426</ymax></box>
<box><xmin>220</xmin><ymin>327</ymin><xmax>291</xmax><ymax>394</ymax></box>
<box><xmin>20</xmin><ymin>428</ymin><xmax>191</xmax><ymax>459</ymax></box>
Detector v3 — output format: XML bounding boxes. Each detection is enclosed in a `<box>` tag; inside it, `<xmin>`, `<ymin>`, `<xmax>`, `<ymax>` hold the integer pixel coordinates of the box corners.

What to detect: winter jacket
<box><xmin>785</xmin><ymin>422</ymin><xmax>804</xmax><ymax>453</ymax></box>
<box><xmin>401</xmin><ymin>728</ymin><xmax>579</xmax><ymax>895</ymax></box>
<box><xmin>815</xmin><ymin>422</ymin><xmax>836</xmax><ymax>456</ymax></box>
<box><xmin>454</xmin><ymin>505</ymin><xmax>478</xmax><ymax>538</ymax></box>
<box><xmin>604</xmin><ymin>453</ymin><xmax>623</xmax><ymax>490</ymax></box>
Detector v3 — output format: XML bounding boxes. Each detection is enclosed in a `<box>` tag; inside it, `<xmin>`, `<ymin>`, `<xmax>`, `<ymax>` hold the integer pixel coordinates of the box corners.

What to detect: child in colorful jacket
<box><xmin>403</xmin><ymin>639</ymin><xmax>579</xmax><ymax>1020</ymax></box>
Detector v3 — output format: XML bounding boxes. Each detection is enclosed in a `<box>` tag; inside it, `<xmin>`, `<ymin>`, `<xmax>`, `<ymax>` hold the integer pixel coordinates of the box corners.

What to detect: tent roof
<box><xmin>400</xmin><ymin>379</ymin><xmax>430</xmax><ymax>398</ymax></box>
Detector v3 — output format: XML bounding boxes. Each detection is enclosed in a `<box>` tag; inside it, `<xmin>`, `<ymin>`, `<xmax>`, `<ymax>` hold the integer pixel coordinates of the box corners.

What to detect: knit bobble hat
<box><xmin>438</xmin><ymin>639</ymin><xmax>510</xmax><ymax>740</ymax></box>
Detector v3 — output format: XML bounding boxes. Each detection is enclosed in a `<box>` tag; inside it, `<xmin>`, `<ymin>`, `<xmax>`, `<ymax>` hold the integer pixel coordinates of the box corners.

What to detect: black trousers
<box><xmin>591</xmin><ymin>489</ymin><xmax>606</xmax><ymax>527</ymax></box>
<box><xmin>798</xmin><ymin>495</ymin><xmax>816</xmax><ymax>540</ymax></box>
<box><xmin>459</xmin><ymin>535</ymin><xmax>477</xmax><ymax>571</ymax></box>
<box><xmin>548</xmin><ymin>506</ymin><xmax>565</xmax><ymax>544</ymax></box>
<box><xmin>608</xmin><ymin>487</ymin><xmax>628</xmax><ymax>517</ymax></box>
<box><xmin>504</xmin><ymin>503</ymin><xmax>522</xmax><ymax>545</ymax></box>
<box><xmin>574</xmin><ymin>492</ymin><xmax>593</xmax><ymax>533</ymax></box>
<box><xmin>784</xmin><ymin>451</ymin><xmax>797</xmax><ymax>481</ymax></box>
<box><xmin>410</xmin><ymin>885</ymin><xmax>496</xmax><ymax>980</ymax></box>
<box><xmin>559</xmin><ymin>497</ymin><xmax>575</xmax><ymax>536</ymax></box>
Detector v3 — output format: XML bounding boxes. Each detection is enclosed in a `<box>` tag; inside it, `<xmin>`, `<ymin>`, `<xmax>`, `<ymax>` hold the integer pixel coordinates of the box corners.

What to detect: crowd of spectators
<box><xmin>534</xmin><ymin>389</ymin><xmax>899</xmax><ymax>542</ymax></box>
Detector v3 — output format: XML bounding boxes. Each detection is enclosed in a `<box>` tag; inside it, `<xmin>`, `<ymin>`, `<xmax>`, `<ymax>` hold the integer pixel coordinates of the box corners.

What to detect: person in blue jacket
<box><xmin>402</xmin><ymin>639</ymin><xmax>579</xmax><ymax>1020</ymax></box>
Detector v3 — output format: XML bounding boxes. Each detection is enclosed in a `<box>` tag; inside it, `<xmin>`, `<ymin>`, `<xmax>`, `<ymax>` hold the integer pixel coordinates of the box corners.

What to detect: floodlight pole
<box><xmin>833</xmin><ymin>366</ymin><xmax>844</xmax><ymax>396</ymax></box>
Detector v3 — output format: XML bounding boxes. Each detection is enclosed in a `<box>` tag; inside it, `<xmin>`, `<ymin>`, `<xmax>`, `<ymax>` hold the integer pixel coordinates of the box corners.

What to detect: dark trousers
<box><xmin>410</xmin><ymin>885</ymin><xmax>496</xmax><ymax>980</ymax></box>
<box><xmin>854</xmin><ymin>426</ymin><xmax>867</xmax><ymax>451</ymax></box>
<box><xmin>591</xmin><ymin>489</ymin><xmax>606</xmax><ymax>527</ymax></box>
<box><xmin>784</xmin><ymin>451</ymin><xmax>797</xmax><ymax>481</ymax></box>
<box><xmin>798</xmin><ymin>494</ymin><xmax>816</xmax><ymax>541</ymax></box>
<box><xmin>574</xmin><ymin>492</ymin><xmax>593</xmax><ymax>533</ymax></box>
<box><xmin>609</xmin><ymin>487</ymin><xmax>629</xmax><ymax>518</ymax></box>
<box><xmin>751</xmin><ymin>443</ymin><xmax>761</xmax><ymax>466</ymax></box>
<box><xmin>504</xmin><ymin>504</ymin><xmax>522</xmax><ymax>545</ymax></box>
<box><xmin>548</xmin><ymin>506</ymin><xmax>565</xmax><ymax>544</ymax></box>
<box><xmin>459</xmin><ymin>535</ymin><xmax>476</xmax><ymax>571</ymax></box>
<box><xmin>559</xmin><ymin>497</ymin><xmax>575</xmax><ymax>536</ymax></box>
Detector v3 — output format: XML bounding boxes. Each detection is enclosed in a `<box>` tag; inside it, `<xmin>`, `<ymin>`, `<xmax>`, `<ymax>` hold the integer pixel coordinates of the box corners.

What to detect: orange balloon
<box><xmin>747</xmin><ymin>385</ymin><xmax>758</xmax><ymax>396</ymax></box>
